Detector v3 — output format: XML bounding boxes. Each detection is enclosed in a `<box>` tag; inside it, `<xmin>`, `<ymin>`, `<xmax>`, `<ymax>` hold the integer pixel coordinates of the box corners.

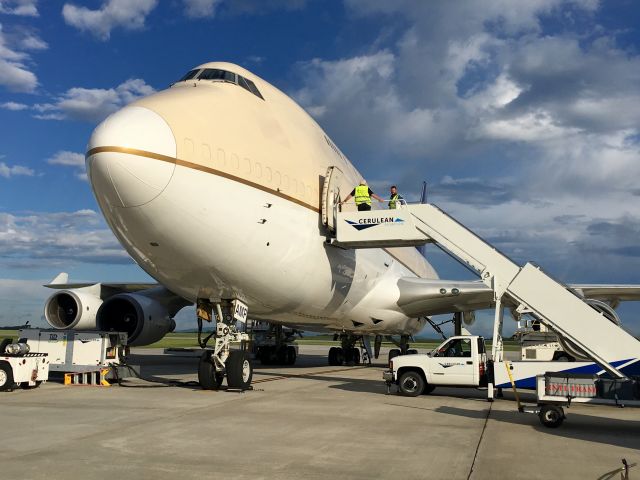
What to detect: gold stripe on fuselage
<box><xmin>86</xmin><ymin>146</ymin><xmax>321</xmax><ymax>213</ymax></box>
<box><xmin>86</xmin><ymin>145</ymin><xmax>427</xmax><ymax>277</ymax></box>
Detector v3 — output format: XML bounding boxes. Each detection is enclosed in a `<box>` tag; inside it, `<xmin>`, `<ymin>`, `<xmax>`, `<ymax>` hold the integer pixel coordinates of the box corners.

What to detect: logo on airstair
<box><xmin>345</xmin><ymin>217</ymin><xmax>404</xmax><ymax>231</ymax></box>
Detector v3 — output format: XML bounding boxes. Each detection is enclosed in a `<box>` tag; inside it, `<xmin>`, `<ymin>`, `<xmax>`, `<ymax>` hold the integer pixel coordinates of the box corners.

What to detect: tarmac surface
<box><xmin>0</xmin><ymin>345</ymin><xmax>638</xmax><ymax>480</ymax></box>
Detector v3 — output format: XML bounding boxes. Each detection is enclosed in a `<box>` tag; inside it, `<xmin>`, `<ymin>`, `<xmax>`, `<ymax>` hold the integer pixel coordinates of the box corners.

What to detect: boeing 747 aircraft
<box><xmin>43</xmin><ymin>62</ymin><xmax>640</xmax><ymax>389</ymax></box>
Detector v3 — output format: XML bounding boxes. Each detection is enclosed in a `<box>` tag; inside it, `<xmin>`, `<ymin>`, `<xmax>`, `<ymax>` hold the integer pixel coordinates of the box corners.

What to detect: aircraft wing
<box><xmin>569</xmin><ymin>285</ymin><xmax>640</xmax><ymax>306</ymax></box>
<box><xmin>396</xmin><ymin>278</ymin><xmax>494</xmax><ymax>317</ymax></box>
<box><xmin>396</xmin><ymin>278</ymin><xmax>640</xmax><ymax>317</ymax></box>
<box><xmin>44</xmin><ymin>271</ymin><xmax>158</xmax><ymax>293</ymax></box>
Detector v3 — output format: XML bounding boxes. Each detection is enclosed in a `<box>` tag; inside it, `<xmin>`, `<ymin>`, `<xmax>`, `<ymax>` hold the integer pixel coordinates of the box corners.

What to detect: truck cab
<box><xmin>383</xmin><ymin>335</ymin><xmax>488</xmax><ymax>396</ymax></box>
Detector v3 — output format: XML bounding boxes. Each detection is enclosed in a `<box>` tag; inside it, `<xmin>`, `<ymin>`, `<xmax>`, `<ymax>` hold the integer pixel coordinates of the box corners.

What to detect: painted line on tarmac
<box><xmin>252</xmin><ymin>366</ymin><xmax>369</xmax><ymax>384</ymax></box>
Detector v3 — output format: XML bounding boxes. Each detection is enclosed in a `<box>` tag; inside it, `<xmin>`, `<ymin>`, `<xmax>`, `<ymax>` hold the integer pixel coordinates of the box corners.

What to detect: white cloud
<box><xmin>0</xmin><ymin>0</ymin><xmax>38</xmax><ymax>16</ymax></box>
<box><xmin>0</xmin><ymin>161</ymin><xmax>34</xmax><ymax>178</ymax></box>
<box><xmin>0</xmin><ymin>100</ymin><xmax>27</xmax><ymax>110</ymax></box>
<box><xmin>183</xmin><ymin>0</ymin><xmax>222</xmax><ymax>18</ymax></box>
<box><xmin>0</xmin><ymin>210</ymin><xmax>130</xmax><ymax>268</ymax></box>
<box><xmin>34</xmin><ymin>78</ymin><xmax>155</xmax><ymax>122</ymax></box>
<box><xmin>47</xmin><ymin>150</ymin><xmax>87</xmax><ymax>181</ymax></box>
<box><xmin>0</xmin><ymin>23</ymin><xmax>38</xmax><ymax>92</ymax></box>
<box><xmin>62</xmin><ymin>0</ymin><xmax>158</xmax><ymax>41</ymax></box>
<box><xmin>47</xmin><ymin>150</ymin><xmax>84</xmax><ymax>167</ymax></box>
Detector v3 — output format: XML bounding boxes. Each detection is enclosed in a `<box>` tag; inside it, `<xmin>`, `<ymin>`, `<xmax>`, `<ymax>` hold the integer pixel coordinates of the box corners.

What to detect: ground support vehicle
<box><xmin>0</xmin><ymin>349</ymin><xmax>49</xmax><ymax>391</ymax></box>
<box><xmin>520</xmin><ymin>372</ymin><xmax>640</xmax><ymax>428</ymax></box>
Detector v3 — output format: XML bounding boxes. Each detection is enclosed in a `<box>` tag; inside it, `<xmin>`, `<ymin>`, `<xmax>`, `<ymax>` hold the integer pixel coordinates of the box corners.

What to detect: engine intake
<box><xmin>44</xmin><ymin>290</ymin><xmax>102</xmax><ymax>330</ymax></box>
<box><xmin>96</xmin><ymin>293</ymin><xmax>176</xmax><ymax>346</ymax></box>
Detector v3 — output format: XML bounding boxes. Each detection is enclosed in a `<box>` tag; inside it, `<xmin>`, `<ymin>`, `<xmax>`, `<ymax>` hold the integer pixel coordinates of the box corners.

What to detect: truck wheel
<box><xmin>398</xmin><ymin>371</ymin><xmax>424</xmax><ymax>397</ymax></box>
<box><xmin>226</xmin><ymin>351</ymin><xmax>253</xmax><ymax>390</ymax></box>
<box><xmin>0</xmin><ymin>338</ymin><xmax>12</xmax><ymax>354</ymax></box>
<box><xmin>198</xmin><ymin>351</ymin><xmax>224</xmax><ymax>390</ymax></box>
<box><xmin>0</xmin><ymin>362</ymin><xmax>14</xmax><ymax>392</ymax></box>
<box><xmin>539</xmin><ymin>405</ymin><xmax>564</xmax><ymax>428</ymax></box>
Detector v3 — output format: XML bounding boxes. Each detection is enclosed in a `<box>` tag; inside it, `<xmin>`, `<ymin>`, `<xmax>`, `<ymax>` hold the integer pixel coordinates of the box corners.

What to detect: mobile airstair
<box><xmin>327</xmin><ymin>201</ymin><xmax>640</xmax><ymax>388</ymax></box>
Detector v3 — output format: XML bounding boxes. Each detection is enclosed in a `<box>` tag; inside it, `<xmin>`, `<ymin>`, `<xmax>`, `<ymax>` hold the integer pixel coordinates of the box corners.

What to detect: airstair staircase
<box><xmin>329</xmin><ymin>203</ymin><xmax>640</xmax><ymax>380</ymax></box>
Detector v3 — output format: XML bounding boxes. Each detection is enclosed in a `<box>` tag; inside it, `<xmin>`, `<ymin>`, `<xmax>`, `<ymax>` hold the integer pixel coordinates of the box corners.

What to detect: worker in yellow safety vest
<box><xmin>388</xmin><ymin>185</ymin><xmax>406</xmax><ymax>209</ymax></box>
<box><xmin>342</xmin><ymin>180</ymin><xmax>384</xmax><ymax>211</ymax></box>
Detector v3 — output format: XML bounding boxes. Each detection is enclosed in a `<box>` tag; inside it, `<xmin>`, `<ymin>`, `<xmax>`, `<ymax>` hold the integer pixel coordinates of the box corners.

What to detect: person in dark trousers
<box><xmin>342</xmin><ymin>180</ymin><xmax>384</xmax><ymax>211</ymax></box>
<box><xmin>388</xmin><ymin>185</ymin><xmax>405</xmax><ymax>209</ymax></box>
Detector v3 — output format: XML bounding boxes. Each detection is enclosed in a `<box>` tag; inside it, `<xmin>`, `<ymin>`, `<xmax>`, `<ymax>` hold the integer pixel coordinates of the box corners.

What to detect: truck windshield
<box><xmin>434</xmin><ymin>338</ymin><xmax>472</xmax><ymax>357</ymax></box>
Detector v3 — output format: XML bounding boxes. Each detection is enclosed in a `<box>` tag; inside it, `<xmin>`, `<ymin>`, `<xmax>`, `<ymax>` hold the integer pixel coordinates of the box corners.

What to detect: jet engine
<box><xmin>96</xmin><ymin>293</ymin><xmax>176</xmax><ymax>346</ymax></box>
<box><xmin>44</xmin><ymin>290</ymin><xmax>103</xmax><ymax>330</ymax></box>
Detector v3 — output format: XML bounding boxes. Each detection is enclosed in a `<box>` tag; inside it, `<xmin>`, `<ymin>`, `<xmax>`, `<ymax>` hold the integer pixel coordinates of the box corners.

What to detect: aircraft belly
<box><xmin>101</xmin><ymin>164</ymin><xmax>428</xmax><ymax>333</ymax></box>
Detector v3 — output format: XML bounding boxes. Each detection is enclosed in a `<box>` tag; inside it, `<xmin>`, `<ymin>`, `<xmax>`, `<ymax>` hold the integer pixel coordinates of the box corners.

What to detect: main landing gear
<box><xmin>328</xmin><ymin>333</ymin><xmax>372</xmax><ymax>366</ymax></box>
<box><xmin>255</xmin><ymin>323</ymin><xmax>298</xmax><ymax>366</ymax></box>
<box><xmin>386</xmin><ymin>335</ymin><xmax>418</xmax><ymax>364</ymax></box>
<box><xmin>196</xmin><ymin>299</ymin><xmax>253</xmax><ymax>391</ymax></box>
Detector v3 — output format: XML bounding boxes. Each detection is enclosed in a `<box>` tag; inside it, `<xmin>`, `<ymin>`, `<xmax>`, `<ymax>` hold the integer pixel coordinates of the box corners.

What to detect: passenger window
<box><xmin>243</xmin><ymin>158</ymin><xmax>251</xmax><ymax>174</ymax></box>
<box><xmin>254</xmin><ymin>162</ymin><xmax>262</xmax><ymax>178</ymax></box>
<box><xmin>265</xmin><ymin>166</ymin><xmax>272</xmax><ymax>182</ymax></box>
<box><xmin>201</xmin><ymin>144</ymin><xmax>211</xmax><ymax>163</ymax></box>
<box><xmin>436</xmin><ymin>339</ymin><xmax>471</xmax><ymax>358</ymax></box>
<box><xmin>283</xmin><ymin>174</ymin><xmax>289</xmax><ymax>189</ymax></box>
<box><xmin>217</xmin><ymin>148</ymin><xmax>226</xmax><ymax>168</ymax></box>
<box><xmin>274</xmin><ymin>171</ymin><xmax>281</xmax><ymax>186</ymax></box>
<box><xmin>231</xmin><ymin>153</ymin><xmax>239</xmax><ymax>170</ymax></box>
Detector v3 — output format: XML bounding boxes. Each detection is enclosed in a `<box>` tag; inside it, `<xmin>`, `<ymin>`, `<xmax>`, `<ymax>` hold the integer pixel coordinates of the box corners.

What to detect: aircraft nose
<box><xmin>86</xmin><ymin>106</ymin><xmax>176</xmax><ymax>208</ymax></box>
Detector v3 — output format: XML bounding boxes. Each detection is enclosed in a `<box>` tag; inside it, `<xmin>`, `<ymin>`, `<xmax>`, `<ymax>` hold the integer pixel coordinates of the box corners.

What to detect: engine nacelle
<box><xmin>44</xmin><ymin>290</ymin><xmax>103</xmax><ymax>330</ymax></box>
<box><xmin>96</xmin><ymin>293</ymin><xmax>176</xmax><ymax>346</ymax></box>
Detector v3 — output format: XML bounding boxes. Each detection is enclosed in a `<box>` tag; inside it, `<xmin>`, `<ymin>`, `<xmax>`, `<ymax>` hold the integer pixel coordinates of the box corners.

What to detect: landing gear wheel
<box><xmin>0</xmin><ymin>338</ymin><xmax>12</xmax><ymax>354</ymax></box>
<box><xmin>0</xmin><ymin>362</ymin><xmax>14</xmax><ymax>392</ymax></box>
<box><xmin>226</xmin><ymin>351</ymin><xmax>253</xmax><ymax>390</ymax></box>
<box><xmin>398</xmin><ymin>370</ymin><xmax>424</xmax><ymax>397</ymax></box>
<box><xmin>328</xmin><ymin>347</ymin><xmax>344</xmax><ymax>366</ymax></box>
<box><xmin>198</xmin><ymin>351</ymin><xmax>224</xmax><ymax>390</ymax></box>
<box><xmin>285</xmin><ymin>346</ymin><xmax>297</xmax><ymax>365</ymax></box>
<box><xmin>352</xmin><ymin>348</ymin><xmax>361</xmax><ymax>365</ymax></box>
<box><xmin>539</xmin><ymin>405</ymin><xmax>565</xmax><ymax>428</ymax></box>
<box><xmin>388</xmin><ymin>348</ymin><xmax>401</xmax><ymax>364</ymax></box>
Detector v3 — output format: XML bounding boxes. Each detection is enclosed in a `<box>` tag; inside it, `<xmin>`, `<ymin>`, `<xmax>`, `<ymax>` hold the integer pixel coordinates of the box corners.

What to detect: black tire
<box><xmin>328</xmin><ymin>347</ymin><xmax>343</xmax><ymax>366</ymax></box>
<box><xmin>258</xmin><ymin>346</ymin><xmax>271</xmax><ymax>365</ymax></box>
<box><xmin>20</xmin><ymin>381</ymin><xmax>42</xmax><ymax>390</ymax></box>
<box><xmin>226</xmin><ymin>351</ymin><xmax>253</xmax><ymax>390</ymax></box>
<box><xmin>539</xmin><ymin>405</ymin><xmax>565</xmax><ymax>428</ymax></box>
<box><xmin>352</xmin><ymin>348</ymin><xmax>361</xmax><ymax>365</ymax></box>
<box><xmin>388</xmin><ymin>348</ymin><xmax>401</xmax><ymax>364</ymax></box>
<box><xmin>0</xmin><ymin>338</ymin><xmax>12</xmax><ymax>354</ymax></box>
<box><xmin>0</xmin><ymin>362</ymin><xmax>14</xmax><ymax>392</ymax></box>
<box><xmin>198</xmin><ymin>351</ymin><xmax>224</xmax><ymax>390</ymax></box>
<box><xmin>286</xmin><ymin>345</ymin><xmax>297</xmax><ymax>365</ymax></box>
<box><xmin>398</xmin><ymin>370</ymin><xmax>425</xmax><ymax>397</ymax></box>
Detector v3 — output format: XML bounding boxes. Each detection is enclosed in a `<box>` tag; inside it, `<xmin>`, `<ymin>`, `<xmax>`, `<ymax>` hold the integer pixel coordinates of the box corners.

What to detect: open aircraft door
<box><xmin>321</xmin><ymin>165</ymin><xmax>343</xmax><ymax>233</ymax></box>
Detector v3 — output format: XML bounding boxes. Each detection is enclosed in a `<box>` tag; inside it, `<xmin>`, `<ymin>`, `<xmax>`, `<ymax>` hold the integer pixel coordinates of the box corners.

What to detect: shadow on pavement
<box><xmin>434</xmin><ymin>404</ymin><xmax>640</xmax><ymax>450</ymax></box>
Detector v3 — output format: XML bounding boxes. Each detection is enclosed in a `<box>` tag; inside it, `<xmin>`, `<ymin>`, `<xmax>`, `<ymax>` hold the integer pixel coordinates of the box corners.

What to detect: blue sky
<box><xmin>0</xmin><ymin>0</ymin><xmax>639</xmax><ymax>337</ymax></box>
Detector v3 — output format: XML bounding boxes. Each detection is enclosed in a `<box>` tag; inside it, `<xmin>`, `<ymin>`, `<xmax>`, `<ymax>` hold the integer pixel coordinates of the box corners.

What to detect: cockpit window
<box><xmin>199</xmin><ymin>69</ymin><xmax>237</xmax><ymax>83</ymax></box>
<box><xmin>179</xmin><ymin>69</ymin><xmax>200</xmax><ymax>81</ymax></box>
<box><xmin>183</xmin><ymin>67</ymin><xmax>265</xmax><ymax>101</ymax></box>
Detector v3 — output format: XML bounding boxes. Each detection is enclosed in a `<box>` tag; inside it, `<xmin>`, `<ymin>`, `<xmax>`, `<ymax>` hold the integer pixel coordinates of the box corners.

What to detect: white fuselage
<box><xmin>86</xmin><ymin>62</ymin><xmax>437</xmax><ymax>335</ymax></box>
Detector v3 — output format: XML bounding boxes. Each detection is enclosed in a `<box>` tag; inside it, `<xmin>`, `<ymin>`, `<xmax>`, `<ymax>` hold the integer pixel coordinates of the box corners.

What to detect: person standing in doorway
<box><xmin>342</xmin><ymin>180</ymin><xmax>384</xmax><ymax>211</ymax></box>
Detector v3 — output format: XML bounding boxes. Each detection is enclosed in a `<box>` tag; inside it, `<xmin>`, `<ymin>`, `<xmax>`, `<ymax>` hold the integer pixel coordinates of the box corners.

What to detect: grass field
<box><xmin>0</xmin><ymin>330</ymin><xmax>521</xmax><ymax>351</ymax></box>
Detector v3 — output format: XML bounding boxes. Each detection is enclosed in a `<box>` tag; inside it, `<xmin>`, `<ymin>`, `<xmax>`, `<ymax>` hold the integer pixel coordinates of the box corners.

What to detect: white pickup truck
<box><xmin>383</xmin><ymin>335</ymin><xmax>489</xmax><ymax>396</ymax></box>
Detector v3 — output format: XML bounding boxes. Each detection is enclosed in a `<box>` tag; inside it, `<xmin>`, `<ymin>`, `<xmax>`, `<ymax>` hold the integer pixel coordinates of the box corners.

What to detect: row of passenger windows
<box><xmin>182</xmin><ymin>139</ymin><xmax>316</xmax><ymax>201</ymax></box>
<box><xmin>178</xmin><ymin>68</ymin><xmax>264</xmax><ymax>100</ymax></box>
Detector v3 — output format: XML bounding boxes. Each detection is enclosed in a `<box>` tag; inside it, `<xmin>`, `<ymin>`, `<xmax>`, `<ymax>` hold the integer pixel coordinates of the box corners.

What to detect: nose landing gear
<box><xmin>196</xmin><ymin>299</ymin><xmax>252</xmax><ymax>391</ymax></box>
